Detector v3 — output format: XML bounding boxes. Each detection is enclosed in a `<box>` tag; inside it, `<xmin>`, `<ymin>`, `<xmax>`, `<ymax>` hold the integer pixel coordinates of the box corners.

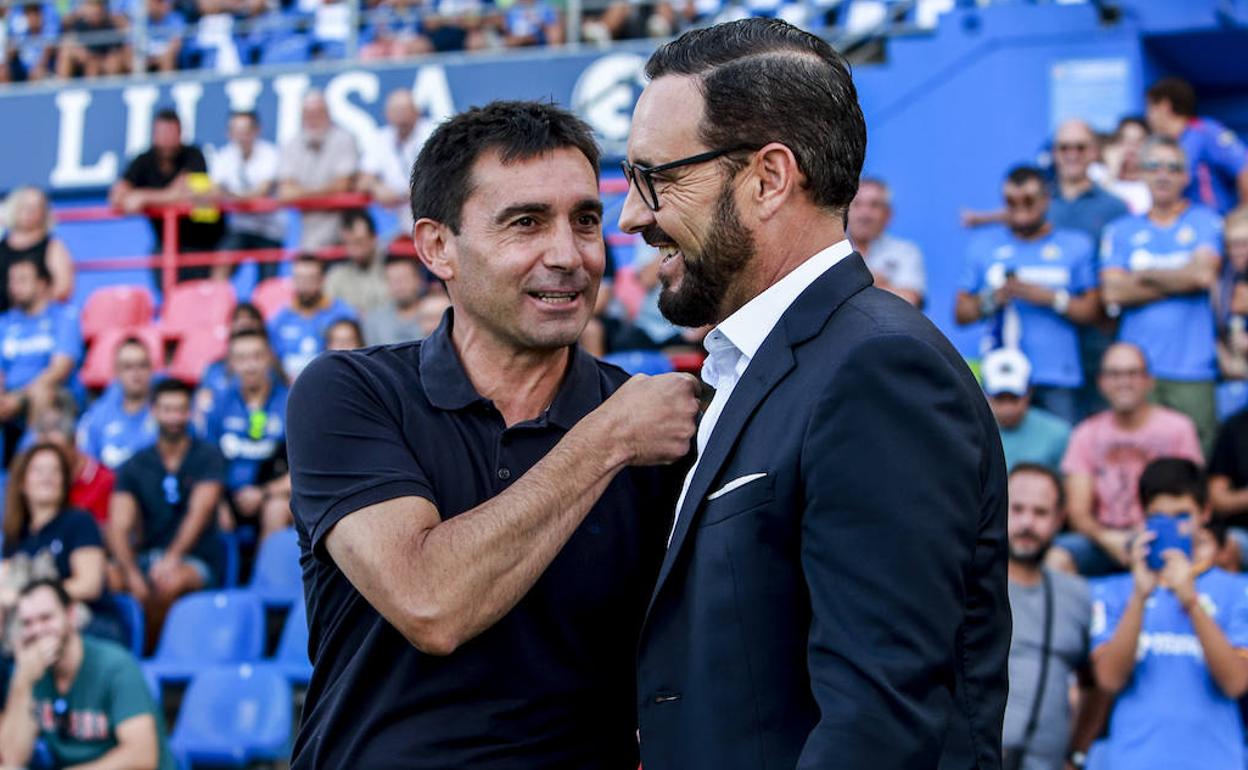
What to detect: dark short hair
<box><xmin>341</xmin><ymin>208</ymin><xmax>376</xmax><ymax>236</ymax></box>
<box><xmin>1139</xmin><ymin>457</ymin><xmax>1207</xmax><ymax>510</ymax></box>
<box><xmin>152</xmin><ymin>377</ymin><xmax>194</xmax><ymax>404</ymax></box>
<box><xmin>293</xmin><ymin>252</ymin><xmax>325</xmax><ymax>274</ymax></box>
<box><xmin>154</xmin><ymin>107</ymin><xmax>181</xmax><ymax>125</ymax></box>
<box><xmin>1115</xmin><ymin>115</ymin><xmax>1147</xmax><ymax>139</ymax></box>
<box><xmin>19</xmin><ymin>578</ymin><xmax>72</xmax><ymax>608</ymax></box>
<box><xmin>229</xmin><ymin>110</ymin><xmax>259</xmax><ymax>127</ymax></box>
<box><xmin>7</xmin><ymin>256</ymin><xmax>49</xmax><ymax>283</ymax></box>
<box><xmin>1146</xmin><ymin>77</ymin><xmax>1197</xmax><ymax>117</ymax></box>
<box><xmin>228</xmin><ymin>328</ymin><xmax>270</xmax><ymax>348</ymax></box>
<box><xmin>644</xmin><ymin>18</ymin><xmax>866</xmax><ymax>214</ymax></box>
<box><xmin>409</xmin><ymin>100</ymin><xmax>601</xmax><ymax>235</ymax></box>
<box><xmin>115</xmin><ymin>335</ymin><xmax>151</xmax><ymax>362</ymax></box>
<box><xmin>1005</xmin><ymin>165</ymin><xmax>1047</xmax><ymax>189</ymax></box>
<box><xmin>325</xmin><ymin>318</ymin><xmax>364</xmax><ymax>347</ymax></box>
<box><xmin>231</xmin><ymin>301</ymin><xmax>264</xmax><ymax>325</ymax></box>
<box><xmin>384</xmin><ymin>253</ymin><xmax>421</xmax><ymax>270</ymax></box>
<box><xmin>1009</xmin><ymin>462</ymin><xmax>1065</xmax><ymax>510</ymax></box>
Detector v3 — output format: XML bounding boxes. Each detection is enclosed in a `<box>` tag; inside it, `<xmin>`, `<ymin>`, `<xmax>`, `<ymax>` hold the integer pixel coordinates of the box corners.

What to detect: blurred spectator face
<box><xmin>80</xmin><ymin>0</ymin><xmax>106</xmax><ymax>24</ymax></box>
<box><xmin>443</xmin><ymin>149</ymin><xmax>604</xmax><ymax>351</ymax></box>
<box><xmin>1141</xmin><ymin>143</ymin><xmax>1189</xmax><ymax>209</ymax></box>
<box><xmin>1003</xmin><ymin>177</ymin><xmax>1049</xmax><ymax>238</ymax></box>
<box><xmin>386</xmin><ymin>259</ymin><xmax>424</xmax><ymax>309</ymax></box>
<box><xmin>22</xmin><ymin>447</ymin><xmax>65</xmax><ymax>511</ymax></box>
<box><xmin>989</xmin><ymin>392</ymin><xmax>1029</xmax><ymax>430</ymax></box>
<box><xmin>1007</xmin><ymin>469</ymin><xmax>1064</xmax><ymax>565</ymax></box>
<box><xmin>16</xmin><ymin>586</ymin><xmax>72</xmax><ymax>665</ymax></box>
<box><xmin>147</xmin><ymin>0</ymin><xmax>170</xmax><ymax>20</ymax></box>
<box><xmin>292</xmin><ymin>260</ymin><xmax>326</xmax><ymax>308</ymax></box>
<box><xmin>116</xmin><ymin>341</ymin><xmax>154</xmax><ymax>402</ymax></box>
<box><xmin>1227</xmin><ymin>217</ymin><xmax>1248</xmax><ymax>274</ymax></box>
<box><xmin>227</xmin><ymin>113</ymin><xmax>259</xmax><ymax>155</ymax></box>
<box><xmin>301</xmin><ymin>94</ymin><xmax>332</xmax><ymax>143</ymax></box>
<box><xmin>847</xmin><ymin>182</ymin><xmax>889</xmax><ymax>246</ymax></box>
<box><xmin>1098</xmin><ymin>343</ymin><xmax>1152</xmax><ymax>415</ymax></box>
<box><xmin>385</xmin><ymin>90</ymin><xmax>419</xmax><ymax>137</ymax></box>
<box><xmin>1112</xmin><ymin>119</ymin><xmax>1148</xmax><ymax>180</ymax></box>
<box><xmin>151</xmin><ymin>117</ymin><xmax>183</xmax><ymax>156</ymax></box>
<box><xmin>12</xmin><ymin>189</ymin><xmax>48</xmax><ymax>234</ymax></box>
<box><xmin>417</xmin><ymin>293</ymin><xmax>451</xmax><ymax>336</ymax></box>
<box><xmin>1145</xmin><ymin>97</ymin><xmax>1179</xmax><ymax>138</ymax></box>
<box><xmin>341</xmin><ymin>218</ymin><xmax>377</xmax><ymax>267</ymax></box>
<box><xmin>23</xmin><ymin>4</ymin><xmax>44</xmax><ymax>33</ymax></box>
<box><xmin>1053</xmin><ymin>121</ymin><xmax>1097</xmax><ymax>184</ymax></box>
<box><xmin>8</xmin><ymin>260</ymin><xmax>42</xmax><ymax>311</ymax></box>
<box><xmin>228</xmin><ymin>334</ymin><xmax>270</xmax><ymax>390</ymax></box>
<box><xmin>153</xmin><ymin>389</ymin><xmax>192</xmax><ymax>442</ymax></box>
<box><xmin>325</xmin><ymin>321</ymin><xmax>363</xmax><ymax>350</ymax></box>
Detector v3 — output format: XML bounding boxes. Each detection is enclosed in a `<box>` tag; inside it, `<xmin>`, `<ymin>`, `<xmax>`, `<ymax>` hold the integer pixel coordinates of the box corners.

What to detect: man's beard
<box><xmin>657</xmin><ymin>181</ymin><xmax>755</xmax><ymax>328</ymax></box>
<box><xmin>1008</xmin><ymin>537</ymin><xmax>1051</xmax><ymax>567</ymax></box>
<box><xmin>158</xmin><ymin>425</ymin><xmax>187</xmax><ymax>443</ymax></box>
<box><xmin>296</xmin><ymin>292</ymin><xmax>322</xmax><ymax>310</ymax></box>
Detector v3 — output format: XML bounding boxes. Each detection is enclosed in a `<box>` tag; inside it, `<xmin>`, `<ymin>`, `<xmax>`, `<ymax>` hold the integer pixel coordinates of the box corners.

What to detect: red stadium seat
<box><xmin>79</xmin><ymin>285</ymin><xmax>155</xmax><ymax>342</ymax></box>
<box><xmin>250</xmin><ymin>277</ymin><xmax>293</xmax><ymax>321</ymax></box>
<box><xmin>79</xmin><ymin>325</ymin><xmax>165</xmax><ymax>390</ymax></box>
<box><xmin>166</xmin><ymin>325</ymin><xmax>229</xmax><ymax>385</ymax></box>
<box><xmin>159</xmin><ymin>280</ymin><xmax>236</xmax><ymax>340</ymax></box>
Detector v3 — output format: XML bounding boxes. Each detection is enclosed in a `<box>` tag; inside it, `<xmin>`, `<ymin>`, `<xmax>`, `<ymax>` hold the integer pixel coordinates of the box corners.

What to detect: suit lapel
<box><xmin>646</xmin><ymin>254</ymin><xmax>875</xmax><ymax>611</ymax></box>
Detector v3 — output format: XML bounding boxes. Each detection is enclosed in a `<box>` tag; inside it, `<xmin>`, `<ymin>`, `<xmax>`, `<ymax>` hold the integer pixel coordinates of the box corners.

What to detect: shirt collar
<box><xmin>714</xmin><ymin>239</ymin><xmax>855</xmax><ymax>363</ymax></box>
<box><xmin>419</xmin><ymin>308</ymin><xmax>604</xmax><ymax>429</ymax></box>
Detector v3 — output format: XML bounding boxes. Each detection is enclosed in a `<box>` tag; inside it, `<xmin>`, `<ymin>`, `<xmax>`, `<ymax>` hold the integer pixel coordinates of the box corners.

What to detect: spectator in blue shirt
<box><xmin>77</xmin><ymin>337</ymin><xmax>157</xmax><ymax>470</ymax></box>
<box><xmin>501</xmin><ymin>0</ymin><xmax>562</xmax><ymax>47</ymax></box>
<box><xmin>7</xmin><ymin>2</ymin><xmax>59</xmax><ymax>81</ymax></box>
<box><xmin>1090</xmin><ymin>457</ymin><xmax>1248</xmax><ymax>770</ymax></box>
<box><xmin>1101</xmin><ymin>136</ymin><xmax>1222</xmax><ymax>454</ymax></box>
<box><xmin>201</xmin><ymin>329</ymin><xmax>291</xmax><ymax>541</ymax></box>
<box><xmin>268</xmin><ymin>253</ymin><xmax>356</xmax><ymax>380</ymax></box>
<box><xmin>140</xmin><ymin>0</ymin><xmax>186</xmax><ymax>72</ymax></box>
<box><xmin>0</xmin><ymin>258</ymin><xmax>81</xmax><ymax>465</ymax></box>
<box><xmin>1146</xmin><ymin>77</ymin><xmax>1248</xmax><ymax>215</ymax></box>
<box><xmin>194</xmin><ymin>301</ymin><xmax>274</xmax><ymax>416</ymax></box>
<box><xmin>955</xmin><ymin>165</ymin><xmax>1101</xmax><ymax>424</ymax></box>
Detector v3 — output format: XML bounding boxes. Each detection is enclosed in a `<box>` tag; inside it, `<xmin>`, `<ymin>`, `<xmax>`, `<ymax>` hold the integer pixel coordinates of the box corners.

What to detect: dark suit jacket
<box><xmin>636</xmin><ymin>253</ymin><xmax>1010</xmax><ymax>770</ymax></box>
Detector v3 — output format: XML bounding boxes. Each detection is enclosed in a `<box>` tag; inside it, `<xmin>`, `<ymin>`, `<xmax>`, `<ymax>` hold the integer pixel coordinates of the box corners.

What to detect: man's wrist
<box><xmin>1052</xmin><ymin>289</ymin><xmax>1071</xmax><ymax>315</ymax></box>
<box><xmin>977</xmin><ymin>288</ymin><xmax>999</xmax><ymax>317</ymax></box>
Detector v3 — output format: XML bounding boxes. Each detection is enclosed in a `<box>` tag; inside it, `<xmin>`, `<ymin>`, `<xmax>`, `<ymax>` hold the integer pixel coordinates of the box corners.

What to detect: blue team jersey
<box><xmin>1101</xmin><ymin>205</ymin><xmax>1222</xmax><ymax>381</ymax></box>
<box><xmin>0</xmin><ymin>302</ymin><xmax>81</xmax><ymax>392</ymax></box>
<box><xmin>268</xmin><ymin>301</ymin><xmax>355</xmax><ymax>380</ymax></box>
<box><xmin>1180</xmin><ymin>117</ymin><xmax>1248</xmax><ymax>215</ymax></box>
<box><xmin>958</xmin><ymin>227</ymin><xmax>1096</xmax><ymax>388</ymax></box>
<box><xmin>76</xmin><ymin>391</ymin><xmax>157</xmax><ymax>470</ymax></box>
<box><xmin>202</xmin><ymin>381</ymin><xmax>289</xmax><ymax>491</ymax></box>
<box><xmin>1090</xmin><ymin>569</ymin><xmax>1248</xmax><ymax>770</ymax></box>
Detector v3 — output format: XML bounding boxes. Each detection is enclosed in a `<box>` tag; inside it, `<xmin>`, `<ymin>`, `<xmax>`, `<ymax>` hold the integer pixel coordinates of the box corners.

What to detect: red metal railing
<box><xmin>55</xmin><ymin>178</ymin><xmax>636</xmax><ymax>299</ymax></box>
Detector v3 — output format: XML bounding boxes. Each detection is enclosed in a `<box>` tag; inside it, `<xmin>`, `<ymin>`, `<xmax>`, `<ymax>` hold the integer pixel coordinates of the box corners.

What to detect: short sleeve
<box><xmin>1089</xmin><ymin>577</ymin><xmax>1127</xmax><ymax>651</ymax></box>
<box><xmin>1194</xmin><ymin>209</ymin><xmax>1224</xmax><ymax>253</ymax></box>
<box><xmin>1225</xmin><ymin>576</ymin><xmax>1248</xmax><ymax>649</ymax></box>
<box><xmin>113</xmin><ymin>457</ymin><xmax>140</xmax><ymax>497</ymax></box>
<box><xmin>1204</xmin><ymin>125</ymin><xmax>1248</xmax><ymax>180</ymax></box>
<box><xmin>1099</xmin><ymin>218</ymin><xmax>1129</xmax><ymax>271</ymax></box>
<box><xmin>957</xmin><ymin>239</ymin><xmax>985</xmax><ymax>293</ymax></box>
<box><xmin>277</xmin><ymin>142</ymin><xmax>299</xmax><ymax>182</ymax></box>
<box><xmin>181</xmin><ymin>147</ymin><xmax>209</xmax><ymax>175</ymax></box>
<box><xmin>189</xmin><ymin>443</ymin><xmax>227</xmax><ymax>485</ymax></box>
<box><xmin>1069</xmin><ymin>233</ymin><xmax>1097</xmax><ymax>293</ymax></box>
<box><xmin>360</xmin><ymin>133</ymin><xmax>387</xmax><ymax>177</ymax></box>
<box><xmin>122</xmin><ymin>155</ymin><xmax>145</xmax><ymax>186</ymax></box>
<box><xmin>254</xmin><ymin>144</ymin><xmax>281</xmax><ymax>186</ymax></box>
<box><xmin>1060</xmin><ymin>421</ymin><xmax>1094</xmax><ymax>476</ymax></box>
<box><xmin>54</xmin><ymin>306</ymin><xmax>82</xmax><ymax>364</ymax></box>
<box><xmin>329</xmin><ymin>130</ymin><xmax>360</xmax><ymax>179</ymax></box>
<box><xmin>287</xmin><ymin>351</ymin><xmax>435</xmax><ymax>557</ymax></box>
<box><xmin>64</xmin><ymin>510</ymin><xmax>104</xmax><ymax>551</ymax></box>
<box><xmin>891</xmin><ymin>240</ymin><xmax>927</xmax><ymax>294</ymax></box>
<box><xmin>77</xmin><ymin>407</ymin><xmax>100</xmax><ymax>461</ymax></box>
<box><xmin>106</xmin><ymin>652</ymin><xmax>160</xmax><ymax>726</ymax></box>
<box><xmin>1173</xmin><ymin>414</ymin><xmax>1205</xmax><ymax>465</ymax></box>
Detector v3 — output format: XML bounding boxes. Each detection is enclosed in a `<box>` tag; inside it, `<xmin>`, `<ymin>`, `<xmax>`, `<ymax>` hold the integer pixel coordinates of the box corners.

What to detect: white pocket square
<box><xmin>707</xmin><ymin>473</ymin><xmax>768</xmax><ymax>501</ymax></box>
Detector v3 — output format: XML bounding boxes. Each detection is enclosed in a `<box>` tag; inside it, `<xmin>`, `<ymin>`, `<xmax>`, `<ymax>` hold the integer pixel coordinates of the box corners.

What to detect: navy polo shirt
<box><xmin>286</xmin><ymin>311</ymin><xmax>680</xmax><ymax>770</ymax></box>
<box><xmin>1050</xmin><ymin>184</ymin><xmax>1129</xmax><ymax>264</ymax></box>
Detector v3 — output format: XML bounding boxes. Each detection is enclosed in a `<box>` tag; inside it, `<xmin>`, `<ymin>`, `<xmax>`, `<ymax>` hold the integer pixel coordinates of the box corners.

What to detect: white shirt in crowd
<box><xmin>363</xmin><ymin>120</ymin><xmax>436</xmax><ymax>233</ymax></box>
<box><xmin>209</xmin><ymin>139</ymin><xmax>286</xmax><ymax>242</ymax></box>
<box><xmin>670</xmin><ymin>238</ymin><xmax>855</xmax><ymax>543</ymax></box>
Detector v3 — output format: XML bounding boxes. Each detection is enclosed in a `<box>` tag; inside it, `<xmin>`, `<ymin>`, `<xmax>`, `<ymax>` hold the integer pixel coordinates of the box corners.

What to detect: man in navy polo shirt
<box><xmin>287</xmin><ymin>101</ymin><xmax>699</xmax><ymax>769</ymax></box>
<box><xmin>201</xmin><ymin>329</ymin><xmax>291</xmax><ymax>541</ymax></box>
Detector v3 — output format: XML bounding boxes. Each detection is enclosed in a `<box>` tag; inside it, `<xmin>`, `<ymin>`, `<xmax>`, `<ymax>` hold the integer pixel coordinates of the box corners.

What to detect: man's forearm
<box><xmin>1187</xmin><ymin>600</ymin><xmax>1248</xmax><ymax>697</ymax></box>
<box><xmin>1068</xmin><ymin>685</ymin><xmax>1111</xmax><ymax>753</ymax></box>
<box><xmin>0</xmin><ymin>677</ymin><xmax>39</xmax><ymax>767</ymax></box>
<box><xmin>1136</xmin><ymin>265</ymin><xmax>1214</xmax><ymax>294</ymax></box>
<box><xmin>1093</xmin><ymin>594</ymin><xmax>1145</xmax><ymax>692</ymax></box>
<box><xmin>1212</xmin><ymin>485</ymin><xmax>1248</xmax><ymax>517</ymax></box>
<box><xmin>1102</xmin><ymin>274</ymin><xmax>1166</xmax><ymax>307</ymax></box>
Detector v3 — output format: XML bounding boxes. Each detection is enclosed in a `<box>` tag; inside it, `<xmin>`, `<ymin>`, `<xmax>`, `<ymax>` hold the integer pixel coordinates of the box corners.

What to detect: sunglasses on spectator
<box><xmin>1056</xmin><ymin>142</ymin><xmax>1091</xmax><ymax>153</ymax></box>
<box><xmin>1141</xmin><ymin>161</ymin><xmax>1185</xmax><ymax>173</ymax></box>
<box><xmin>621</xmin><ymin>145</ymin><xmax>758</xmax><ymax>212</ymax></box>
<box><xmin>1004</xmin><ymin>194</ymin><xmax>1042</xmax><ymax>209</ymax></box>
<box><xmin>1101</xmin><ymin>367</ymin><xmax>1146</xmax><ymax>379</ymax></box>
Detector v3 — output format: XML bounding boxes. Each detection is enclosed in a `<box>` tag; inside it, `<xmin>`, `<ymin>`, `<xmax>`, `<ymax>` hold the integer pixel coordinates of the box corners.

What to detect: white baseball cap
<box><xmin>982</xmin><ymin>348</ymin><xmax>1031</xmax><ymax>397</ymax></box>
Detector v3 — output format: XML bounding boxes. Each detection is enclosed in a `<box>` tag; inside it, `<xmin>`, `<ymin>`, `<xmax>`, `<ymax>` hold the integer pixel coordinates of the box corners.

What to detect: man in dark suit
<box><xmin>618</xmin><ymin>18</ymin><xmax>1010</xmax><ymax>769</ymax></box>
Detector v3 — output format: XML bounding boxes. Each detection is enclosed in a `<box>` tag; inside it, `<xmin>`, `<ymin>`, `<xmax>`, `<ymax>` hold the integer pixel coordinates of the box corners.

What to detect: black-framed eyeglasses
<box><xmin>620</xmin><ymin>145</ymin><xmax>757</xmax><ymax>211</ymax></box>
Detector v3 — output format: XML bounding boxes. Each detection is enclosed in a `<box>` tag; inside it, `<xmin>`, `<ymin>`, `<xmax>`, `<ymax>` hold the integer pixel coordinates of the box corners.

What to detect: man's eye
<box><xmin>513</xmin><ymin>216</ymin><xmax>537</xmax><ymax>227</ymax></box>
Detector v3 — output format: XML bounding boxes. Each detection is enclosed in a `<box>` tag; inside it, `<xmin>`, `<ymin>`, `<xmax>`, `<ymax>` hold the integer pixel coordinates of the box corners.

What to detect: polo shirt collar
<box><xmin>419</xmin><ymin>308</ymin><xmax>604</xmax><ymax>428</ymax></box>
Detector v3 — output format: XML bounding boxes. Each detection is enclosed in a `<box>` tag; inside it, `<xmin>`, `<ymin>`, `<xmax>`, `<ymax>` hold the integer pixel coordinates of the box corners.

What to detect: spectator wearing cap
<box><xmin>1054</xmin><ymin>343</ymin><xmax>1203</xmax><ymax>576</ymax></box>
<box><xmin>955</xmin><ymin>166</ymin><xmax>1101</xmax><ymax>424</ymax></box>
<box><xmin>983</xmin><ymin>348</ymin><xmax>1071</xmax><ymax>473</ymax></box>
<box><xmin>847</xmin><ymin>177</ymin><xmax>926</xmax><ymax>307</ymax></box>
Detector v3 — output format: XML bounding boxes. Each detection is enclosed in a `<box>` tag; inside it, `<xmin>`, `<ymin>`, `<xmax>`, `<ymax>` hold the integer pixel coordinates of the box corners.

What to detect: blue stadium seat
<box><xmin>145</xmin><ymin>591</ymin><xmax>265</xmax><ymax>684</ymax></box>
<box><xmin>273</xmin><ymin>599</ymin><xmax>312</xmax><ymax>686</ymax></box>
<box><xmin>250</xmin><ymin>527</ymin><xmax>302</xmax><ymax>609</ymax></box>
<box><xmin>98</xmin><ymin>592</ymin><xmax>145</xmax><ymax>658</ymax></box>
<box><xmin>602</xmin><ymin>350</ymin><xmax>675</xmax><ymax>376</ymax></box>
<box><xmin>144</xmin><ymin>666</ymin><xmax>162</xmax><ymax>707</ymax></box>
<box><xmin>169</xmin><ymin>663</ymin><xmax>293</xmax><ymax>767</ymax></box>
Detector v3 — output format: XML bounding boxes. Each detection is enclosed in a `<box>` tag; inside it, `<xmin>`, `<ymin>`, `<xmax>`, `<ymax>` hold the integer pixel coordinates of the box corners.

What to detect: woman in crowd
<box><xmin>0</xmin><ymin>187</ymin><xmax>75</xmax><ymax>311</ymax></box>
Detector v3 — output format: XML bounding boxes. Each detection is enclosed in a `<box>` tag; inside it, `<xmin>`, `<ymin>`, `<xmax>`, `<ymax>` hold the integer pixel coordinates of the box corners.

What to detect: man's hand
<box><xmin>1095</xmin><ymin>528</ymin><xmax>1134</xmax><ymax>568</ymax></box>
<box><xmin>149</xmin><ymin>554</ymin><xmax>184</xmax><ymax>594</ymax></box>
<box><xmin>0</xmin><ymin>392</ymin><xmax>23</xmax><ymax>421</ymax></box>
<box><xmin>589</xmin><ymin>373</ymin><xmax>699</xmax><ymax>467</ymax></box>
<box><xmin>1003</xmin><ymin>276</ymin><xmax>1052</xmax><ymax>307</ymax></box>
<box><xmin>125</xmin><ymin>566</ymin><xmax>151</xmax><ymax>604</ymax></box>
<box><xmin>13</xmin><ymin>633</ymin><xmax>59</xmax><ymax>688</ymax></box>
<box><xmin>1129</xmin><ymin>531</ymin><xmax>1158</xmax><ymax>600</ymax></box>
<box><xmin>120</xmin><ymin>191</ymin><xmax>147</xmax><ymax>214</ymax></box>
<box><xmin>1160</xmin><ymin>549</ymin><xmax>1198</xmax><ymax>611</ymax></box>
<box><xmin>233</xmin><ymin>486</ymin><xmax>265</xmax><ymax>517</ymax></box>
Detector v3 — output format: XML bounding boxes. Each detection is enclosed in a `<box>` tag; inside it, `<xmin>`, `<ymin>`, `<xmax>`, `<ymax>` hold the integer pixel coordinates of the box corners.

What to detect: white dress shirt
<box><xmin>670</xmin><ymin>238</ymin><xmax>855</xmax><ymax>543</ymax></box>
<box><xmin>209</xmin><ymin>139</ymin><xmax>285</xmax><ymax>241</ymax></box>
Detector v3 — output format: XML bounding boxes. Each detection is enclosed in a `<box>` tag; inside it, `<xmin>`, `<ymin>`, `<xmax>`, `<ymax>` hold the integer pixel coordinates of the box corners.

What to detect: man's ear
<box><xmin>413</xmin><ymin>219</ymin><xmax>456</xmax><ymax>283</ymax></box>
<box><xmin>749</xmin><ymin>142</ymin><xmax>803</xmax><ymax>221</ymax></box>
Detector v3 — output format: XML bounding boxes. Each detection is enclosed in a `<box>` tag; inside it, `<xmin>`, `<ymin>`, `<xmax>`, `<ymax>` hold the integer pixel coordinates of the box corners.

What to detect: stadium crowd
<box><xmin>0</xmin><ymin>65</ymin><xmax>1241</xmax><ymax>767</ymax></box>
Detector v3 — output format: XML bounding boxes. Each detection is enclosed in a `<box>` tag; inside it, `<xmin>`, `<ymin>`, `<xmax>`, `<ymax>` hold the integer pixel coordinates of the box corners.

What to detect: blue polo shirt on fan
<box><xmin>1100</xmin><ymin>204</ymin><xmax>1222</xmax><ymax>381</ymax></box>
<box><xmin>1179</xmin><ymin>117</ymin><xmax>1248</xmax><ymax>215</ymax></box>
<box><xmin>1090</xmin><ymin>568</ymin><xmax>1248</xmax><ymax>770</ymax></box>
<box><xmin>201</xmin><ymin>380</ymin><xmax>289</xmax><ymax>491</ymax></box>
<box><xmin>958</xmin><ymin>226</ymin><xmax>1096</xmax><ymax>388</ymax></box>
<box><xmin>0</xmin><ymin>301</ymin><xmax>81</xmax><ymax>391</ymax></box>
<box><xmin>268</xmin><ymin>300</ymin><xmax>355</xmax><ymax>380</ymax></box>
<box><xmin>77</xmin><ymin>393</ymin><xmax>158</xmax><ymax>470</ymax></box>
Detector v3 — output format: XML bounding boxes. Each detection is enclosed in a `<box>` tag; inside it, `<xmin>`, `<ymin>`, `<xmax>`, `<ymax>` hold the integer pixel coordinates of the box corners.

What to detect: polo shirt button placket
<box><xmin>497</xmin><ymin>467</ymin><xmax>511</xmax><ymax>481</ymax></box>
